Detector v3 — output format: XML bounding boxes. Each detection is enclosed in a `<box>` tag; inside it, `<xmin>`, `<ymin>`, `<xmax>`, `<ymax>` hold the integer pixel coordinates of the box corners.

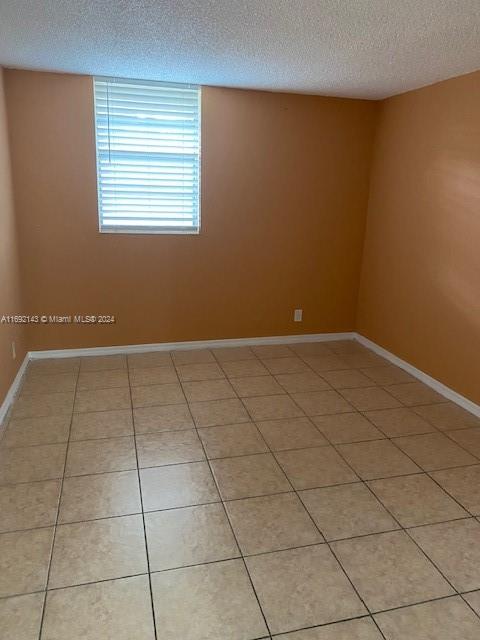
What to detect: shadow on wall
<box><xmin>427</xmin><ymin>140</ymin><xmax>480</xmax><ymax>333</ymax></box>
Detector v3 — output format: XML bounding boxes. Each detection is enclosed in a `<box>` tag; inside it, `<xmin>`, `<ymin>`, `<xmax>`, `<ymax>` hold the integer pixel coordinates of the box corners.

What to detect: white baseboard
<box><xmin>1</xmin><ymin>332</ymin><xmax>353</xmax><ymax>426</ymax></box>
<box><xmin>354</xmin><ymin>333</ymin><xmax>480</xmax><ymax>419</ymax></box>
<box><xmin>0</xmin><ymin>354</ymin><xmax>30</xmax><ymax>429</ymax></box>
<box><xmin>28</xmin><ymin>332</ymin><xmax>356</xmax><ymax>359</ymax></box>
<box><xmin>2</xmin><ymin>331</ymin><xmax>479</xmax><ymax>427</ymax></box>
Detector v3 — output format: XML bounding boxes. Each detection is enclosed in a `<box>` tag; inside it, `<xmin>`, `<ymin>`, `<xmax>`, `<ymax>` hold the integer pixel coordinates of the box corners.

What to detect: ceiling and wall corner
<box><xmin>0</xmin><ymin>0</ymin><xmax>479</xmax><ymax>99</ymax></box>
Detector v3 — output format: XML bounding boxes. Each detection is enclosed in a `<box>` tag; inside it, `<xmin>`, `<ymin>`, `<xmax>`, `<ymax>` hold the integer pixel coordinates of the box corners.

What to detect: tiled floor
<box><xmin>1</xmin><ymin>340</ymin><xmax>480</xmax><ymax>639</ymax></box>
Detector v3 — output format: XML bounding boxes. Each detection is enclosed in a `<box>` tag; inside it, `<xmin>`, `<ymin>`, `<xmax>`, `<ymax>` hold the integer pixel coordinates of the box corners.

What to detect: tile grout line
<box><xmin>4</xmin><ymin>455</ymin><xmax>479</xmax><ymax>493</ymax></box>
<box><xmin>359</xmin><ymin>433</ymin><xmax>480</xmax><ymax>624</ymax></box>
<box><xmin>36</xmin><ymin>368</ymin><xmax>80</xmax><ymax>640</ymax></box>
<box><xmin>232</xmin><ymin>370</ymin><xmax>388</xmax><ymax>640</ymax></box>
<box><xmin>0</xmin><ymin>501</ymin><xmax>476</xmax><ymax>551</ymax></box>
<box><xmin>333</xmin><ymin>437</ymin><xmax>480</xmax><ymax>623</ymax></box>
<box><xmin>125</xmin><ymin>362</ymin><xmax>159</xmax><ymax>640</ymax></box>
<box><xmin>179</xmin><ymin>359</ymin><xmax>274</xmax><ymax>639</ymax></box>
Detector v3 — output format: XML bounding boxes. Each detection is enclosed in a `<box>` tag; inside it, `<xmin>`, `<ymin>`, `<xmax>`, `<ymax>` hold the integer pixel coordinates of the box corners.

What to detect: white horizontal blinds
<box><xmin>94</xmin><ymin>77</ymin><xmax>200</xmax><ymax>233</ymax></box>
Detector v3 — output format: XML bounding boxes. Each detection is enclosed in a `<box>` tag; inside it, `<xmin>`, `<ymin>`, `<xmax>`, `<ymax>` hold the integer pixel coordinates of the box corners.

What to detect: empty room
<box><xmin>0</xmin><ymin>1</ymin><xmax>480</xmax><ymax>639</ymax></box>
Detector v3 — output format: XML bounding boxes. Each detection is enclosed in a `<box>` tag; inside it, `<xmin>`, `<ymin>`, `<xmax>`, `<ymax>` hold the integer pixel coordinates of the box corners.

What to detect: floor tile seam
<box><xmin>125</xmin><ymin>363</ymin><xmax>159</xmax><ymax>640</ymax></box>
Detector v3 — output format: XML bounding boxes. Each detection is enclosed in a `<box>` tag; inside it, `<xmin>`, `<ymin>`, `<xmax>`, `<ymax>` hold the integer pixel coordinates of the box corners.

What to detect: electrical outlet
<box><xmin>294</xmin><ymin>309</ymin><xmax>303</xmax><ymax>322</ymax></box>
<box><xmin>11</xmin><ymin>341</ymin><xmax>16</xmax><ymax>359</ymax></box>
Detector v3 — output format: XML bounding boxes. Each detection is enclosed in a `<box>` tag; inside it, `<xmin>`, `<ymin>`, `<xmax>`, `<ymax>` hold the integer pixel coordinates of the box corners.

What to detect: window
<box><xmin>94</xmin><ymin>77</ymin><xmax>200</xmax><ymax>234</ymax></box>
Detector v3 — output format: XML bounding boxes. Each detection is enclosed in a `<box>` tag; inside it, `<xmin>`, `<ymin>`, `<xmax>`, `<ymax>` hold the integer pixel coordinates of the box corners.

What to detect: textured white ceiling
<box><xmin>0</xmin><ymin>0</ymin><xmax>479</xmax><ymax>99</ymax></box>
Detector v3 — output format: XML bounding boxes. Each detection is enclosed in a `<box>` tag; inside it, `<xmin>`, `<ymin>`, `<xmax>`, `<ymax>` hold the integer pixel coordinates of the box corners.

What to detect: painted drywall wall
<box><xmin>0</xmin><ymin>68</ymin><xmax>26</xmax><ymax>404</ymax></box>
<box><xmin>357</xmin><ymin>70</ymin><xmax>480</xmax><ymax>404</ymax></box>
<box><xmin>4</xmin><ymin>70</ymin><xmax>378</xmax><ymax>351</ymax></box>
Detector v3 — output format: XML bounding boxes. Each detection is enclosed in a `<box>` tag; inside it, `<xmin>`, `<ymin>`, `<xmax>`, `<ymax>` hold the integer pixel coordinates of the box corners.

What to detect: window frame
<box><xmin>93</xmin><ymin>76</ymin><xmax>202</xmax><ymax>236</ymax></box>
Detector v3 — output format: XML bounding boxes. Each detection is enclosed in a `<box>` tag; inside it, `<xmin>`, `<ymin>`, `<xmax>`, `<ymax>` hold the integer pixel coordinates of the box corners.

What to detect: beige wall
<box><xmin>4</xmin><ymin>70</ymin><xmax>378</xmax><ymax>351</ymax></box>
<box><xmin>0</xmin><ymin>68</ymin><xmax>26</xmax><ymax>404</ymax></box>
<box><xmin>357</xmin><ymin>71</ymin><xmax>480</xmax><ymax>404</ymax></box>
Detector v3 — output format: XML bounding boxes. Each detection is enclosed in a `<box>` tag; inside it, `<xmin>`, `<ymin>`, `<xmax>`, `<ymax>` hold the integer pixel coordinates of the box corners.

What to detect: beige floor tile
<box><xmin>463</xmin><ymin>590</ymin><xmax>480</xmax><ymax>615</ymax></box>
<box><xmin>127</xmin><ymin>351</ymin><xmax>173</xmax><ymax>368</ymax></box>
<box><xmin>221</xmin><ymin>359</ymin><xmax>269</xmax><ymax>378</ymax></box>
<box><xmin>302</xmin><ymin>355</ymin><xmax>350</xmax><ymax>372</ymax></box>
<box><xmin>151</xmin><ymin>559</ymin><xmax>267</xmax><ymax>640</ymax></box>
<box><xmin>368</xmin><ymin>473</ymin><xmax>468</xmax><ymax>527</ymax></box>
<box><xmin>49</xmin><ymin>514</ymin><xmax>147</xmax><ymax>589</ymax></box>
<box><xmin>70</xmin><ymin>409</ymin><xmax>133</xmax><ymax>440</ymax></box>
<box><xmin>0</xmin><ymin>527</ymin><xmax>54</xmax><ymax>597</ymax></box>
<box><xmin>176</xmin><ymin>362</ymin><xmax>224</xmax><ymax>381</ymax></box>
<box><xmin>131</xmin><ymin>382</ymin><xmax>184</xmax><ymax>408</ymax></box>
<box><xmin>189</xmin><ymin>398</ymin><xmax>250</xmax><ymax>427</ymax></box>
<box><xmin>211</xmin><ymin>453</ymin><xmax>291</xmax><ymax>499</ymax></box>
<box><xmin>182</xmin><ymin>378</ymin><xmax>236</xmax><ymax>402</ymax></box>
<box><xmin>77</xmin><ymin>369</ymin><xmax>129</xmax><ymax>390</ymax></box>
<box><xmin>0</xmin><ymin>443</ymin><xmax>67</xmax><ymax>485</ymax></box>
<box><xmin>321</xmin><ymin>369</ymin><xmax>374</xmax><ymax>389</ymax></box>
<box><xmin>59</xmin><ymin>470</ymin><xmax>141</xmax><ymax>523</ymax></box>
<box><xmin>136</xmin><ymin>430</ymin><xmax>205</xmax><ymax>467</ymax></box>
<box><xmin>171</xmin><ymin>349</ymin><xmax>215</xmax><ymax>365</ymax></box>
<box><xmin>246</xmin><ymin>544</ymin><xmax>366</xmax><ymax>634</ymax></box>
<box><xmin>0</xmin><ymin>480</ymin><xmax>61</xmax><ymax>533</ymax></box>
<box><xmin>74</xmin><ymin>387</ymin><xmax>131</xmax><ymax>413</ymax></box>
<box><xmin>129</xmin><ymin>365</ymin><xmax>178</xmax><ymax>386</ymax></box>
<box><xmin>431</xmin><ymin>465</ymin><xmax>480</xmax><ymax>514</ymax></box>
<box><xmin>337</xmin><ymin>440</ymin><xmax>420</xmax><ymax>480</ymax></box>
<box><xmin>313</xmin><ymin>412</ymin><xmax>384</xmax><ymax>444</ymax></box>
<box><xmin>146</xmin><ymin>503</ymin><xmax>239</xmax><ymax>571</ymax></box>
<box><xmin>80</xmin><ymin>354</ymin><xmax>127</xmax><ymax>371</ymax></box>
<box><xmin>140</xmin><ymin>462</ymin><xmax>220</xmax><ymax>511</ymax></box>
<box><xmin>230</xmin><ymin>375</ymin><xmax>285</xmax><ymax>397</ymax></box>
<box><xmin>2</xmin><ymin>415</ymin><xmax>70</xmax><ymax>448</ymax></box>
<box><xmin>374</xmin><ymin>596</ymin><xmax>480</xmax><ymax>640</ymax></box>
<box><xmin>364</xmin><ymin>407</ymin><xmax>435</xmax><ymax>437</ymax></box>
<box><xmin>447</xmin><ymin>428</ymin><xmax>480</xmax><ymax>457</ymax></box>
<box><xmin>211</xmin><ymin>346</ymin><xmax>256</xmax><ymax>361</ymax></box>
<box><xmin>386</xmin><ymin>382</ymin><xmax>446</xmax><ymax>406</ymax></box>
<box><xmin>300</xmin><ymin>483</ymin><xmax>398</xmax><ymax>541</ymax></box>
<box><xmin>12</xmin><ymin>392</ymin><xmax>74</xmax><ymax>419</ymax></box>
<box><xmin>275</xmin><ymin>618</ymin><xmax>383</xmax><ymax>639</ymax></box>
<box><xmin>42</xmin><ymin>576</ymin><xmax>155</xmax><ymax>640</ymax></box>
<box><xmin>199</xmin><ymin>422</ymin><xmax>268</xmax><ymax>458</ymax></box>
<box><xmin>243</xmin><ymin>395</ymin><xmax>305</xmax><ymax>420</ymax></box>
<box><xmin>338</xmin><ymin>352</ymin><xmax>386</xmax><ymax>369</ymax></box>
<box><xmin>256</xmin><ymin>417</ymin><xmax>328</xmax><ymax>451</ymax></box>
<box><xmin>331</xmin><ymin>530</ymin><xmax>454</xmax><ymax>612</ymax></box>
<box><xmin>276</xmin><ymin>446</ymin><xmax>358</xmax><ymax>489</ymax></box>
<box><xmin>360</xmin><ymin>365</ymin><xmax>413</xmax><ymax>385</ymax></box>
<box><xmin>133</xmin><ymin>403</ymin><xmax>193</xmax><ymax>434</ymax></box>
<box><xmin>65</xmin><ymin>436</ymin><xmax>136</xmax><ymax>476</ymax></box>
<box><xmin>0</xmin><ymin>592</ymin><xmax>45</xmax><ymax>640</ymax></box>
<box><xmin>252</xmin><ymin>344</ymin><xmax>294</xmax><ymax>359</ymax></box>
<box><xmin>409</xmin><ymin>518</ymin><xmax>480</xmax><ymax>591</ymax></box>
<box><xmin>394</xmin><ymin>432</ymin><xmax>478</xmax><ymax>471</ymax></box>
<box><xmin>225</xmin><ymin>492</ymin><xmax>322</xmax><ymax>555</ymax></box>
<box><xmin>291</xmin><ymin>390</ymin><xmax>352</xmax><ymax>416</ymax></box>
<box><xmin>413</xmin><ymin>402</ymin><xmax>480</xmax><ymax>431</ymax></box>
<box><xmin>328</xmin><ymin>342</ymin><xmax>371</xmax><ymax>354</ymax></box>
<box><xmin>20</xmin><ymin>372</ymin><xmax>77</xmax><ymax>396</ymax></box>
<box><xmin>290</xmin><ymin>342</ymin><xmax>334</xmax><ymax>357</ymax></box>
<box><xmin>261</xmin><ymin>357</ymin><xmax>310</xmax><ymax>374</ymax></box>
<box><xmin>27</xmin><ymin>358</ymin><xmax>80</xmax><ymax>375</ymax></box>
<box><xmin>275</xmin><ymin>371</ymin><xmax>330</xmax><ymax>393</ymax></box>
<box><xmin>340</xmin><ymin>387</ymin><xmax>401</xmax><ymax>411</ymax></box>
